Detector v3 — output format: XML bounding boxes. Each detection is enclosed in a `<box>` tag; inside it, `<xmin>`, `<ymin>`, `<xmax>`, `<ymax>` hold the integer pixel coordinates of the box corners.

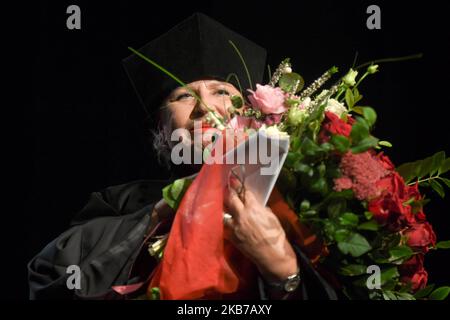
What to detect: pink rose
<box><xmin>247</xmin><ymin>84</ymin><xmax>287</xmax><ymax>114</ymax></box>
<box><xmin>264</xmin><ymin>113</ymin><xmax>283</xmax><ymax>126</ymax></box>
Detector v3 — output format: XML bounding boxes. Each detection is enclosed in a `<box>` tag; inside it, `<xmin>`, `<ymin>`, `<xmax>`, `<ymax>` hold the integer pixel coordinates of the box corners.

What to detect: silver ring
<box><xmin>223</xmin><ymin>212</ymin><xmax>233</xmax><ymax>225</ymax></box>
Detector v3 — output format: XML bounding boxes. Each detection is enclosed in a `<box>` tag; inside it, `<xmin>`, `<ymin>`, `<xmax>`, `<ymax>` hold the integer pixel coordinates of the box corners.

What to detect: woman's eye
<box><xmin>175</xmin><ymin>93</ymin><xmax>193</xmax><ymax>101</ymax></box>
<box><xmin>215</xmin><ymin>89</ymin><xmax>230</xmax><ymax>96</ymax></box>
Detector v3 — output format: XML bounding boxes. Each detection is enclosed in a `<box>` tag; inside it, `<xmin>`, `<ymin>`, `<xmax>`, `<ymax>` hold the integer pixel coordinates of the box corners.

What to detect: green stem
<box><xmin>354</xmin><ymin>72</ymin><xmax>369</xmax><ymax>90</ymax></box>
<box><xmin>229</xmin><ymin>40</ymin><xmax>254</xmax><ymax>91</ymax></box>
<box><xmin>267</xmin><ymin>64</ymin><xmax>272</xmax><ymax>82</ymax></box>
<box><xmin>334</xmin><ymin>85</ymin><xmax>346</xmax><ymax>100</ymax></box>
<box><xmin>408</xmin><ymin>175</ymin><xmax>441</xmax><ymax>186</ymax></box>
<box><xmin>128</xmin><ymin>47</ymin><xmax>214</xmax><ymax>114</ymax></box>
<box><xmin>225</xmin><ymin>73</ymin><xmax>244</xmax><ymax>97</ymax></box>
<box><xmin>355</xmin><ymin>53</ymin><xmax>423</xmax><ymax>70</ymax></box>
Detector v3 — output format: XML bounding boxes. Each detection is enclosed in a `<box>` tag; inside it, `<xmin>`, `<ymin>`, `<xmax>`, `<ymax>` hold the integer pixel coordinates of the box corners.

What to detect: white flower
<box><xmin>325</xmin><ymin>98</ymin><xmax>348</xmax><ymax>117</ymax></box>
<box><xmin>260</xmin><ymin>124</ymin><xmax>289</xmax><ymax>138</ymax></box>
<box><xmin>299</xmin><ymin>97</ymin><xmax>311</xmax><ymax>109</ymax></box>
<box><xmin>287</xmin><ymin>106</ymin><xmax>307</xmax><ymax>126</ymax></box>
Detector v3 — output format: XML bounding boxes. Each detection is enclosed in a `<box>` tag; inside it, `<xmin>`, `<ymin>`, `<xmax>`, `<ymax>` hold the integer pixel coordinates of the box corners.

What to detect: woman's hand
<box><xmin>224</xmin><ymin>178</ymin><xmax>298</xmax><ymax>283</ymax></box>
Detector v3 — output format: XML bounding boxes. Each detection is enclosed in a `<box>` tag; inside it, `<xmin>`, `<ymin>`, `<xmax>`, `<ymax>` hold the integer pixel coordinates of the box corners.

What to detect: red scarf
<box><xmin>148</xmin><ymin>132</ymin><xmax>327</xmax><ymax>299</ymax></box>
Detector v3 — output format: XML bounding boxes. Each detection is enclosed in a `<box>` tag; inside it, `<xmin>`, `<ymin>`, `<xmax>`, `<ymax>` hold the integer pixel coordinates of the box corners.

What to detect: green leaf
<box><xmin>430</xmin><ymin>180</ymin><xmax>445</xmax><ymax>198</ymax></box>
<box><xmin>303</xmin><ymin>209</ymin><xmax>317</xmax><ymax>216</ymax></box>
<box><xmin>394</xmin><ymin>292</ymin><xmax>415</xmax><ymax>300</ymax></box>
<box><xmin>162</xmin><ymin>185</ymin><xmax>176</xmax><ymax>209</ymax></box>
<box><xmin>378</xmin><ymin>140</ymin><xmax>393</xmax><ymax>148</ymax></box>
<box><xmin>352</xmin><ymin>106</ymin><xmax>364</xmax><ymax>115</ymax></box>
<box><xmin>294</xmin><ymin>163</ymin><xmax>311</xmax><ymax>175</ymax></box>
<box><xmin>162</xmin><ymin>178</ymin><xmax>192</xmax><ymax>209</ymax></box>
<box><xmin>337</xmin><ymin>232</ymin><xmax>372</xmax><ymax>257</ymax></box>
<box><xmin>327</xmin><ymin>199</ymin><xmax>347</xmax><ymax>218</ymax></box>
<box><xmin>353</xmin><ymin>87</ymin><xmax>363</xmax><ymax>104</ymax></box>
<box><xmin>414</xmin><ymin>284</ymin><xmax>435</xmax><ymax>299</ymax></box>
<box><xmin>330</xmin><ymin>135</ymin><xmax>350</xmax><ymax>153</ymax></box>
<box><xmin>310</xmin><ymin>177</ymin><xmax>328</xmax><ymax>195</ymax></box>
<box><xmin>345</xmin><ymin>88</ymin><xmax>355</xmax><ymax>109</ymax></box>
<box><xmin>418</xmin><ymin>155</ymin><xmax>435</xmax><ymax>179</ymax></box>
<box><xmin>339</xmin><ymin>264</ymin><xmax>367</xmax><ymax>276</ymax></box>
<box><xmin>334</xmin><ymin>229</ymin><xmax>352</xmax><ymax>242</ymax></box>
<box><xmin>388</xmin><ymin>245</ymin><xmax>414</xmax><ymax>262</ymax></box>
<box><xmin>339</xmin><ymin>212</ymin><xmax>359</xmax><ymax>227</ymax></box>
<box><xmin>290</xmin><ymin>137</ymin><xmax>301</xmax><ymax>151</ymax></box>
<box><xmin>301</xmin><ymin>137</ymin><xmax>322</xmax><ymax>156</ymax></box>
<box><xmin>361</xmin><ymin>107</ymin><xmax>377</xmax><ymax>127</ymax></box>
<box><xmin>397</xmin><ymin>160</ymin><xmax>422</xmax><ymax>183</ymax></box>
<box><xmin>364</xmin><ymin>211</ymin><xmax>373</xmax><ymax>220</ymax></box>
<box><xmin>320</xmin><ymin>142</ymin><xmax>334</xmax><ymax>152</ymax></box>
<box><xmin>431</xmin><ymin>151</ymin><xmax>446</xmax><ymax>175</ymax></box>
<box><xmin>285</xmin><ymin>151</ymin><xmax>303</xmax><ymax>169</ymax></box>
<box><xmin>436</xmin><ymin>240</ymin><xmax>450</xmax><ymax>249</ymax></box>
<box><xmin>357</xmin><ymin>220</ymin><xmax>379</xmax><ymax>231</ymax></box>
<box><xmin>429</xmin><ymin>286</ymin><xmax>450</xmax><ymax>300</ymax></box>
<box><xmin>350</xmin><ymin>117</ymin><xmax>370</xmax><ymax>144</ymax></box>
<box><xmin>438</xmin><ymin>158</ymin><xmax>450</xmax><ymax>175</ymax></box>
<box><xmin>380</xmin><ymin>267</ymin><xmax>399</xmax><ymax>285</ymax></box>
<box><xmin>382</xmin><ymin>290</ymin><xmax>398</xmax><ymax>300</ymax></box>
<box><xmin>150</xmin><ymin>287</ymin><xmax>160</xmax><ymax>300</ymax></box>
<box><xmin>440</xmin><ymin>177</ymin><xmax>450</xmax><ymax>189</ymax></box>
<box><xmin>317</xmin><ymin>162</ymin><xmax>326</xmax><ymax>177</ymax></box>
<box><xmin>323</xmin><ymin>219</ymin><xmax>337</xmax><ymax>240</ymax></box>
<box><xmin>279</xmin><ymin>72</ymin><xmax>305</xmax><ymax>93</ymax></box>
<box><xmin>351</xmin><ymin>136</ymin><xmax>379</xmax><ymax>154</ymax></box>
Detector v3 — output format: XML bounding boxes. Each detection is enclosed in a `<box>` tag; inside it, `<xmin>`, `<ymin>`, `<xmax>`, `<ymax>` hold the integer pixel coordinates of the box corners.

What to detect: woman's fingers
<box><xmin>243</xmin><ymin>189</ymin><xmax>258</xmax><ymax>208</ymax></box>
<box><xmin>224</xmin><ymin>188</ymin><xmax>244</xmax><ymax>218</ymax></box>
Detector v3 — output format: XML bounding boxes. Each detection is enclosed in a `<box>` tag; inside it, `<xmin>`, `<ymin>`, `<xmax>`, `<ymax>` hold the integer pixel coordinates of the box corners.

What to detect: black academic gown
<box><xmin>28</xmin><ymin>179</ymin><xmax>338</xmax><ymax>300</ymax></box>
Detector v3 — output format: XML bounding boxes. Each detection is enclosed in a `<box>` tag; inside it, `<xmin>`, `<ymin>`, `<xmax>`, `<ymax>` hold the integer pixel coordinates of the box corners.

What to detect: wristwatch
<box><xmin>266</xmin><ymin>269</ymin><xmax>301</xmax><ymax>293</ymax></box>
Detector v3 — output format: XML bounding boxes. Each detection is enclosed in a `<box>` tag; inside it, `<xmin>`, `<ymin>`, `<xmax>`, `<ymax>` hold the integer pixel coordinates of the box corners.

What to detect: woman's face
<box><xmin>164</xmin><ymin>79</ymin><xmax>242</xmax><ymax>130</ymax></box>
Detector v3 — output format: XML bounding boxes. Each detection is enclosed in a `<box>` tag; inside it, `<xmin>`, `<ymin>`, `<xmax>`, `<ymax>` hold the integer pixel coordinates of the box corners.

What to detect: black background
<box><xmin>13</xmin><ymin>0</ymin><xmax>450</xmax><ymax>300</ymax></box>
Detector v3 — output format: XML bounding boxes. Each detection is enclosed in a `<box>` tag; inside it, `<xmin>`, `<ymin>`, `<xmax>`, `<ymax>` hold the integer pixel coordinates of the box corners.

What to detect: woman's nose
<box><xmin>189</xmin><ymin>94</ymin><xmax>210</xmax><ymax>120</ymax></box>
<box><xmin>189</xmin><ymin>86</ymin><xmax>221</xmax><ymax>120</ymax></box>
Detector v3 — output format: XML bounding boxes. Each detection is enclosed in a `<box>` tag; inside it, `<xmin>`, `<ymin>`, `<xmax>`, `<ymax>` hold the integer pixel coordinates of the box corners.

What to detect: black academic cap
<box><xmin>123</xmin><ymin>12</ymin><xmax>267</xmax><ymax>117</ymax></box>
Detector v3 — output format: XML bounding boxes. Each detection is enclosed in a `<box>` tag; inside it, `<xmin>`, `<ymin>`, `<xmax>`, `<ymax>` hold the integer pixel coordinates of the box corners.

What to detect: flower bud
<box><xmin>283</xmin><ymin>66</ymin><xmax>292</xmax><ymax>74</ymax></box>
<box><xmin>342</xmin><ymin>68</ymin><xmax>358</xmax><ymax>87</ymax></box>
<box><xmin>367</xmin><ymin>64</ymin><xmax>379</xmax><ymax>74</ymax></box>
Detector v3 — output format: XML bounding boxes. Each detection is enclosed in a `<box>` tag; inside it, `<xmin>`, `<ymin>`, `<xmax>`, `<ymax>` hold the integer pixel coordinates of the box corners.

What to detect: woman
<box><xmin>28</xmin><ymin>13</ymin><xmax>337</xmax><ymax>300</ymax></box>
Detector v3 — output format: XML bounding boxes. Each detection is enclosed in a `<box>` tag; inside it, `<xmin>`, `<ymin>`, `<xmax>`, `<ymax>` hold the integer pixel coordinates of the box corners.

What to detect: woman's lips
<box><xmin>189</xmin><ymin>122</ymin><xmax>215</xmax><ymax>133</ymax></box>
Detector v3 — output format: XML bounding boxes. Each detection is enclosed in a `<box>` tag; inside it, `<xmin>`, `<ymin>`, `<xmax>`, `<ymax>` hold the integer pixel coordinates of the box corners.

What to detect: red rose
<box><xmin>399</xmin><ymin>254</ymin><xmax>428</xmax><ymax>291</ymax></box>
<box><xmin>375</xmin><ymin>152</ymin><xmax>395</xmax><ymax>171</ymax></box>
<box><xmin>319</xmin><ymin>111</ymin><xmax>353</xmax><ymax>142</ymax></box>
<box><xmin>368</xmin><ymin>194</ymin><xmax>408</xmax><ymax>230</ymax></box>
<box><xmin>373</xmin><ymin>172</ymin><xmax>420</xmax><ymax>226</ymax></box>
<box><xmin>376</xmin><ymin>172</ymin><xmax>408</xmax><ymax>200</ymax></box>
<box><xmin>404</xmin><ymin>222</ymin><xmax>437</xmax><ymax>252</ymax></box>
<box><xmin>400</xmin><ymin>268</ymin><xmax>428</xmax><ymax>291</ymax></box>
<box><xmin>399</xmin><ymin>254</ymin><xmax>424</xmax><ymax>276</ymax></box>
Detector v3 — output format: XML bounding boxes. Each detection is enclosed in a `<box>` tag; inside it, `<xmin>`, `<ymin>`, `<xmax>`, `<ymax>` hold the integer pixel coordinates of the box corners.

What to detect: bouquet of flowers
<box><xmin>130</xmin><ymin>47</ymin><xmax>450</xmax><ymax>300</ymax></box>
<box><xmin>223</xmin><ymin>58</ymin><xmax>450</xmax><ymax>299</ymax></box>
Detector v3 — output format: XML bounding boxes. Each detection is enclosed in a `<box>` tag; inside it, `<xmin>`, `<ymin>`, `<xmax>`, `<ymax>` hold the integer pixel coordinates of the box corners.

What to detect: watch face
<box><xmin>284</xmin><ymin>276</ymin><xmax>301</xmax><ymax>292</ymax></box>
